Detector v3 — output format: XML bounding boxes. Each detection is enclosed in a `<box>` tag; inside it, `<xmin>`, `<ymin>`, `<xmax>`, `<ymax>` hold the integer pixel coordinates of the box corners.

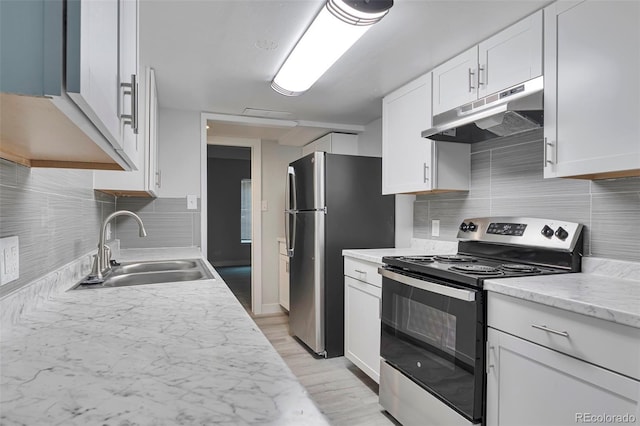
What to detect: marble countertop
<box><xmin>485</xmin><ymin>270</ymin><xmax>640</xmax><ymax>329</ymax></box>
<box><xmin>342</xmin><ymin>239</ymin><xmax>458</xmax><ymax>264</ymax></box>
<box><xmin>0</xmin><ymin>248</ymin><xmax>328</xmax><ymax>425</ymax></box>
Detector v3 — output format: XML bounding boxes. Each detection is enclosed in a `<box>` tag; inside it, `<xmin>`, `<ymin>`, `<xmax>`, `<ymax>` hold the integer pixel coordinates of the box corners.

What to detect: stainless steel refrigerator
<box><xmin>284</xmin><ymin>152</ymin><xmax>395</xmax><ymax>358</ymax></box>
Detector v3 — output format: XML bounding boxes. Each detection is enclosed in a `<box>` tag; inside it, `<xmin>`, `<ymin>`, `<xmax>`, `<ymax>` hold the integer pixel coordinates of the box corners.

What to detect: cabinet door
<box><xmin>544</xmin><ymin>1</ymin><xmax>640</xmax><ymax>179</ymax></box>
<box><xmin>382</xmin><ymin>73</ymin><xmax>433</xmax><ymax>194</ymax></box>
<box><xmin>486</xmin><ymin>328</ymin><xmax>639</xmax><ymax>426</ymax></box>
<box><xmin>67</xmin><ymin>0</ymin><xmax>122</xmax><ymax>151</ymax></box>
<box><xmin>279</xmin><ymin>254</ymin><xmax>290</xmax><ymax>311</ymax></box>
<box><xmin>145</xmin><ymin>67</ymin><xmax>159</xmax><ymax>195</ymax></box>
<box><xmin>432</xmin><ymin>47</ymin><xmax>477</xmax><ymax>115</ymax></box>
<box><xmin>478</xmin><ymin>10</ymin><xmax>542</xmax><ymax>97</ymax></box>
<box><xmin>118</xmin><ymin>0</ymin><xmax>139</xmax><ymax>168</ymax></box>
<box><xmin>344</xmin><ymin>276</ymin><xmax>381</xmax><ymax>383</ymax></box>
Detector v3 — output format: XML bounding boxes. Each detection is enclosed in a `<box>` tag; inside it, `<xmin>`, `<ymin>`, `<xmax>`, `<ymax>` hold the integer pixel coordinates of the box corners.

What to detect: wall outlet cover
<box><xmin>187</xmin><ymin>195</ymin><xmax>198</xmax><ymax>210</ymax></box>
<box><xmin>0</xmin><ymin>236</ymin><xmax>19</xmax><ymax>285</ymax></box>
<box><xmin>431</xmin><ymin>220</ymin><xmax>440</xmax><ymax>237</ymax></box>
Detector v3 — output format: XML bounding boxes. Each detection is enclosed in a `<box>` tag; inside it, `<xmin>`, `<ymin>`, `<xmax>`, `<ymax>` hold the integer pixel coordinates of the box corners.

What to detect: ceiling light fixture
<box><xmin>271</xmin><ymin>0</ymin><xmax>393</xmax><ymax>96</ymax></box>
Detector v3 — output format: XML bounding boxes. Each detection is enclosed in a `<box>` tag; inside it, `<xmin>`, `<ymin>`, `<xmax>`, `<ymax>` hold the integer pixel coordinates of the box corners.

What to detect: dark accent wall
<box><xmin>207</xmin><ymin>156</ymin><xmax>251</xmax><ymax>266</ymax></box>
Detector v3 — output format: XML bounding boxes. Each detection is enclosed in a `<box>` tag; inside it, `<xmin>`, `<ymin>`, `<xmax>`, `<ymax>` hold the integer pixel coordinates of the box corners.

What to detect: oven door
<box><xmin>379</xmin><ymin>267</ymin><xmax>484</xmax><ymax>423</ymax></box>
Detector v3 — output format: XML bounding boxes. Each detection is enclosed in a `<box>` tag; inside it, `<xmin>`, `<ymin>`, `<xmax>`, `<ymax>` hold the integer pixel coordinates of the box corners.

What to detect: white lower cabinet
<box><xmin>278</xmin><ymin>240</ymin><xmax>289</xmax><ymax>311</ymax></box>
<box><xmin>486</xmin><ymin>292</ymin><xmax>640</xmax><ymax>426</ymax></box>
<box><xmin>344</xmin><ymin>257</ymin><xmax>382</xmax><ymax>383</ymax></box>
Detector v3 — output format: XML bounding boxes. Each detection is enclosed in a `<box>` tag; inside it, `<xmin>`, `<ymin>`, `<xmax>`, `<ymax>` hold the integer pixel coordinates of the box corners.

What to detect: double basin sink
<box><xmin>72</xmin><ymin>259</ymin><xmax>214</xmax><ymax>290</ymax></box>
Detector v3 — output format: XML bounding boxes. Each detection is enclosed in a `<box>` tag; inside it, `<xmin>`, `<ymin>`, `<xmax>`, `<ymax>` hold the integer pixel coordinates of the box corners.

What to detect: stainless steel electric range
<box><xmin>378</xmin><ymin>217</ymin><xmax>584</xmax><ymax>426</ymax></box>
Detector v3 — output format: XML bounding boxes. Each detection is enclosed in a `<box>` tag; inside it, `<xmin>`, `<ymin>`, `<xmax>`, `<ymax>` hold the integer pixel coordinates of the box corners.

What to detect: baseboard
<box><xmin>260</xmin><ymin>303</ymin><xmax>286</xmax><ymax>315</ymax></box>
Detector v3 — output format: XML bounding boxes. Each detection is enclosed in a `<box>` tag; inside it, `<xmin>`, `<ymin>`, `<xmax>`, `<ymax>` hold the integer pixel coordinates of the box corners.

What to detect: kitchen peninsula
<box><xmin>0</xmin><ymin>248</ymin><xmax>328</xmax><ymax>425</ymax></box>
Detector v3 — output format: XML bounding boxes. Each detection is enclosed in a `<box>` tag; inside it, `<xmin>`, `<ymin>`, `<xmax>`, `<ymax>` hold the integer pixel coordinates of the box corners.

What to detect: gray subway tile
<box><xmin>116</xmin><ymin>197</ymin><xmax>155</xmax><ymax>214</ymax></box>
<box><xmin>428</xmin><ymin>198</ymin><xmax>491</xmax><ymax>241</ymax></box>
<box><xmin>491</xmin><ymin>141</ymin><xmax>590</xmax><ymax>199</ymax></box>
<box><xmin>193</xmin><ymin>212</ymin><xmax>201</xmax><ymax>247</ymax></box>
<box><xmin>153</xmin><ymin>197</ymin><xmax>191</xmax><ymax>213</ymax></box>
<box><xmin>0</xmin><ymin>159</ymin><xmax>17</xmax><ymax>187</ymax></box>
<box><xmin>413</xmin><ymin>201</ymin><xmax>429</xmax><ymax>238</ymax></box>
<box><xmin>591</xmin><ymin>177</ymin><xmax>640</xmax><ymax>194</ymax></box>
<box><xmin>116</xmin><ymin>213</ymin><xmax>194</xmax><ymax>248</ymax></box>
<box><xmin>590</xmin><ymin>193</ymin><xmax>640</xmax><ymax>262</ymax></box>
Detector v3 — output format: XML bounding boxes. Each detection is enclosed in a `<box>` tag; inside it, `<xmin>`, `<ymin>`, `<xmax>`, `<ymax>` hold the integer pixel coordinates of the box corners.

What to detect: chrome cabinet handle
<box><xmin>468</xmin><ymin>68</ymin><xmax>476</xmax><ymax>92</ymax></box>
<box><xmin>155</xmin><ymin>170</ymin><xmax>161</xmax><ymax>188</ymax></box>
<box><xmin>120</xmin><ymin>74</ymin><xmax>138</xmax><ymax>134</ymax></box>
<box><xmin>486</xmin><ymin>342</ymin><xmax>495</xmax><ymax>374</ymax></box>
<box><xmin>478</xmin><ymin>65</ymin><xmax>485</xmax><ymax>87</ymax></box>
<box><xmin>544</xmin><ymin>137</ymin><xmax>555</xmax><ymax>166</ymax></box>
<box><xmin>531</xmin><ymin>324</ymin><xmax>569</xmax><ymax>337</ymax></box>
<box><xmin>423</xmin><ymin>163</ymin><xmax>430</xmax><ymax>183</ymax></box>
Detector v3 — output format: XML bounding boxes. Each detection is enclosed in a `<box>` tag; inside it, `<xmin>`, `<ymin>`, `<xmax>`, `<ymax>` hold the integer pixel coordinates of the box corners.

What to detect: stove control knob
<box><xmin>555</xmin><ymin>227</ymin><xmax>569</xmax><ymax>240</ymax></box>
<box><xmin>459</xmin><ymin>222</ymin><xmax>468</xmax><ymax>232</ymax></box>
<box><xmin>541</xmin><ymin>225</ymin><xmax>554</xmax><ymax>238</ymax></box>
<box><xmin>467</xmin><ymin>222</ymin><xmax>477</xmax><ymax>232</ymax></box>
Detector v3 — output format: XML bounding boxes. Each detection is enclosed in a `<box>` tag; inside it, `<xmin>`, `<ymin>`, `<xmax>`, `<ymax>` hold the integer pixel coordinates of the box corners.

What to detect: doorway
<box><xmin>207</xmin><ymin>145</ymin><xmax>252</xmax><ymax>311</ymax></box>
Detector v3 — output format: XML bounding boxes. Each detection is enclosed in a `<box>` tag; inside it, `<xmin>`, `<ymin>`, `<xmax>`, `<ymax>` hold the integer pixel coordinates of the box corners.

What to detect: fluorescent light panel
<box><xmin>272</xmin><ymin>0</ymin><xmax>391</xmax><ymax>96</ymax></box>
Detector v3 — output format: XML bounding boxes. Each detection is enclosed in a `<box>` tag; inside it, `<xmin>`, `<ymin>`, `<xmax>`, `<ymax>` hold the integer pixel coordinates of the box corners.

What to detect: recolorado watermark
<box><xmin>576</xmin><ymin>413</ymin><xmax>637</xmax><ymax>424</ymax></box>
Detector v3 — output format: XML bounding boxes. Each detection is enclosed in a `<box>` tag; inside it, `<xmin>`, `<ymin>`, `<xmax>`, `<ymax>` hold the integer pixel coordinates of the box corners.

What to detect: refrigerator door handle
<box><xmin>284</xmin><ymin>211</ymin><xmax>296</xmax><ymax>257</ymax></box>
<box><xmin>285</xmin><ymin>166</ymin><xmax>296</xmax><ymax>257</ymax></box>
<box><xmin>289</xmin><ymin>166</ymin><xmax>298</xmax><ymax>212</ymax></box>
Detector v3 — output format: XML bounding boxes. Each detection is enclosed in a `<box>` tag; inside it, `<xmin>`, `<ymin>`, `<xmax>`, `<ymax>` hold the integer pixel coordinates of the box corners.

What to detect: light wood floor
<box><xmin>252</xmin><ymin>313</ymin><xmax>399</xmax><ymax>426</ymax></box>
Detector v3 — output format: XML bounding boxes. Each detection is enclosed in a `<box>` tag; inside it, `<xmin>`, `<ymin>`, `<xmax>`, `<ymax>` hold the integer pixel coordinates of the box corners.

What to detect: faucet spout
<box><xmin>93</xmin><ymin>210</ymin><xmax>148</xmax><ymax>281</ymax></box>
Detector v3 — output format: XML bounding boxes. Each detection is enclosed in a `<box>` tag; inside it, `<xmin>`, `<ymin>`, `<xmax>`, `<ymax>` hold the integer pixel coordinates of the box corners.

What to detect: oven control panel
<box><xmin>457</xmin><ymin>217</ymin><xmax>583</xmax><ymax>251</ymax></box>
<box><xmin>486</xmin><ymin>222</ymin><xmax>527</xmax><ymax>236</ymax></box>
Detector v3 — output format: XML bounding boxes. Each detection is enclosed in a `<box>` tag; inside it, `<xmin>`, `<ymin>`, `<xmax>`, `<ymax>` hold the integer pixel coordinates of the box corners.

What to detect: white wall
<box><xmin>158</xmin><ymin>108</ymin><xmax>201</xmax><ymax>197</ymax></box>
<box><xmin>357</xmin><ymin>117</ymin><xmax>382</xmax><ymax>157</ymax></box>
<box><xmin>261</xmin><ymin>141</ymin><xmax>302</xmax><ymax>311</ymax></box>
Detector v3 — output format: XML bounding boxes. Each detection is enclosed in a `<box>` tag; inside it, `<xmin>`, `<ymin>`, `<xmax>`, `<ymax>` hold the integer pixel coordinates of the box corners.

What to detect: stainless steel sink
<box><xmin>114</xmin><ymin>259</ymin><xmax>200</xmax><ymax>275</ymax></box>
<box><xmin>72</xmin><ymin>258</ymin><xmax>214</xmax><ymax>290</ymax></box>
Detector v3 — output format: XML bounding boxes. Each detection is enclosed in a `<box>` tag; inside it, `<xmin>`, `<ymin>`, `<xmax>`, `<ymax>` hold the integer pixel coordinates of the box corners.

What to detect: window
<box><xmin>240</xmin><ymin>179</ymin><xmax>252</xmax><ymax>243</ymax></box>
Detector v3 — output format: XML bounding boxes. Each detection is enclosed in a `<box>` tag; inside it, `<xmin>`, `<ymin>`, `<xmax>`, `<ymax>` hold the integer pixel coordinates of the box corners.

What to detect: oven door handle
<box><xmin>378</xmin><ymin>268</ymin><xmax>477</xmax><ymax>302</ymax></box>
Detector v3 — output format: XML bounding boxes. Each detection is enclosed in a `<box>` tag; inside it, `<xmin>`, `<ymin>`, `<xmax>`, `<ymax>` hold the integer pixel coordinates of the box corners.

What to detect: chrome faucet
<box><xmin>90</xmin><ymin>210</ymin><xmax>147</xmax><ymax>282</ymax></box>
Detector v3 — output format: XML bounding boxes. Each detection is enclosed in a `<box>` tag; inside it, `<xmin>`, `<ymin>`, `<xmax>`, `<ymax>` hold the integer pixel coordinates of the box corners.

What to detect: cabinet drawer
<box><xmin>344</xmin><ymin>257</ymin><xmax>382</xmax><ymax>287</ymax></box>
<box><xmin>488</xmin><ymin>292</ymin><xmax>640</xmax><ymax>380</ymax></box>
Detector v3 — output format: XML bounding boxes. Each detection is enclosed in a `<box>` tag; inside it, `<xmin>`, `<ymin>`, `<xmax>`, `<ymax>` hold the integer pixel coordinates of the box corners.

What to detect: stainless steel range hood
<box><xmin>422</xmin><ymin>76</ymin><xmax>543</xmax><ymax>143</ymax></box>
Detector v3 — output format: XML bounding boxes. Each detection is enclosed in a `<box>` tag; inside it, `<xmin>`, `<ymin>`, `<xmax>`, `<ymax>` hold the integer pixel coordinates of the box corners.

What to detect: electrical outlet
<box><xmin>105</xmin><ymin>223</ymin><xmax>112</xmax><ymax>241</ymax></box>
<box><xmin>187</xmin><ymin>195</ymin><xmax>198</xmax><ymax>210</ymax></box>
<box><xmin>0</xmin><ymin>236</ymin><xmax>19</xmax><ymax>285</ymax></box>
<box><xmin>431</xmin><ymin>220</ymin><xmax>440</xmax><ymax>237</ymax></box>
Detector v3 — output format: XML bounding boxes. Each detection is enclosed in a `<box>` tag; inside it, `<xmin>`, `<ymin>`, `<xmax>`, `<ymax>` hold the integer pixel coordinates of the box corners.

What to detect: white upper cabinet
<box><xmin>543</xmin><ymin>0</ymin><xmax>640</xmax><ymax>179</ymax></box>
<box><xmin>94</xmin><ymin>67</ymin><xmax>160</xmax><ymax>197</ymax></box>
<box><xmin>67</xmin><ymin>0</ymin><xmax>140</xmax><ymax>169</ymax></box>
<box><xmin>432</xmin><ymin>48</ymin><xmax>478</xmax><ymax>116</ymax></box>
<box><xmin>478</xmin><ymin>11</ymin><xmax>542</xmax><ymax>98</ymax></box>
<box><xmin>0</xmin><ymin>0</ymin><xmax>136</xmax><ymax>170</ymax></box>
<box><xmin>301</xmin><ymin>133</ymin><xmax>358</xmax><ymax>157</ymax></box>
<box><xmin>118</xmin><ymin>0</ymin><xmax>140</xmax><ymax>167</ymax></box>
<box><xmin>382</xmin><ymin>73</ymin><xmax>470</xmax><ymax>195</ymax></box>
<box><xmin>432</xmin><ymin>10</ymin><xmax>543</xmax><ymax>116</ymax></box>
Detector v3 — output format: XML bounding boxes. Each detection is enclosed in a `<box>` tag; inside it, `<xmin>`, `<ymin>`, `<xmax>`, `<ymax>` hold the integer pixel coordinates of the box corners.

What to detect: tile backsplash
<box><xmin>414</xmin><ymin>129</ymin><xmax>640</xmax><ymax>262</ymax></box>
<box><xmin>114</xmin><ymin>197</ymin><xmax>200</xmax><ymax>249</ymax></box>
<box><xmin>0</xmin><ymin>159</ymin><xmax>115</xmax><ymax>297</ymax></box>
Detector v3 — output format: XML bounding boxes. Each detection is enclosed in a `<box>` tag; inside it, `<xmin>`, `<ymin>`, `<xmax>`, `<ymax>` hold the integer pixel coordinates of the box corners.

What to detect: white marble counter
<box><xmin>0</xmin><ymin>248</ymin><xmax>328</xmax><ymax>425</ymax></box>
<box><xmin>485</xmin><ymin>268</ymin><xmax>640</xmax><ymax>329</ymax></box>
<box><xmin>342</xmin><ymin>239</ymin><xmax>457</xmax><ymax>264</ymax></box>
